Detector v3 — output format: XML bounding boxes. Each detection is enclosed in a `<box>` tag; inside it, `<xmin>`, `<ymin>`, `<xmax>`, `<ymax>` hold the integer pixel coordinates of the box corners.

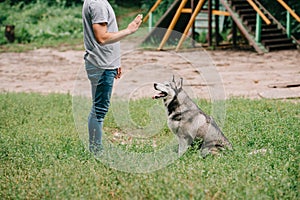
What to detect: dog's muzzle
<box><xmin>153</xmin><ymin>83</ymin><xmax>167</xmax><ymax>99</ymax></box>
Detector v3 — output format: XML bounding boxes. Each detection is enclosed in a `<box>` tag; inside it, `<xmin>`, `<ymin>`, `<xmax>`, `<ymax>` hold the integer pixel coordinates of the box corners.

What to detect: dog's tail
<box><xmin>210</xmin><ymin>117</ymin><xmax>233</xmax><ymax>150</ymax></box>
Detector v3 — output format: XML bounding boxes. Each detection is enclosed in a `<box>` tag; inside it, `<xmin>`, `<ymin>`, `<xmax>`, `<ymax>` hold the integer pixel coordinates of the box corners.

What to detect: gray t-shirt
<box><xmin>82</xmin><ymin>0</ymin><xmax>121</xmax><ymax>69</ymax></box>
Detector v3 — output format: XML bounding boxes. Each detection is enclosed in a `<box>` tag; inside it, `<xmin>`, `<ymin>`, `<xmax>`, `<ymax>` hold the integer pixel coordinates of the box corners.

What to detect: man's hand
<box><xmin>127</xmin><ymin>14</ymin><xmax>143</xmax><ymax>34</ymax></box>
<box><xmin>115</xmin><ymin>67</ymin><xmax>122</xmax><ymax>79</ymax></box>
<box><xmin>93</xmin><ymin>14</ymin><xmax>143</xmax><ymax>45</ymax></box>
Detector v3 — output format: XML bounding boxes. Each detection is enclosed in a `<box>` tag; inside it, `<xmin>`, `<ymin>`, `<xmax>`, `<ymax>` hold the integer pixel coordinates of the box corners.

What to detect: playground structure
<box><xmin>143</xmin><ymin>0</ymin><xmax>300</xmax><ymax>53</ymax></box>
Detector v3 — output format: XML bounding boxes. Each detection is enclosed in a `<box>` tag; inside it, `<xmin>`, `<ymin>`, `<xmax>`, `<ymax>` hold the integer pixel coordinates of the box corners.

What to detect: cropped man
<box><xmin>82</xmin><ymin>0</ymin><xmax>142</xmax><ymax>153</ymax></box>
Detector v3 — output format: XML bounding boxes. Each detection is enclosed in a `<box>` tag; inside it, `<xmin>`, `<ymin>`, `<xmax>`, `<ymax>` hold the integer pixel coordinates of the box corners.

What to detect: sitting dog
<box><xmin>153</xmin><ymin>77</ymin><xmax>233</xmax><ymax>158</ymax></box>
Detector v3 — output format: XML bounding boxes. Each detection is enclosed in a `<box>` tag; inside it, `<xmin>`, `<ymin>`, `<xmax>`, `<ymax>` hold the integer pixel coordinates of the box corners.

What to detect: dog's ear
<box><xmin>172</xmin><ymin>75</ymin><xmax>175</xmax><ymax>83</ymax></box>
<box><xmin>176</xmin><ymin>77</ymin><xmax>183</xmax><ymax>89</ymax></box>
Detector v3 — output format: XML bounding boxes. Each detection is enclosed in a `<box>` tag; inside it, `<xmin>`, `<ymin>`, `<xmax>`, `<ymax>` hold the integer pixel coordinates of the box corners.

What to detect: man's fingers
<box><xmin>134</xmin><ymin>14</ymin><xmax>143</xmax><ymax>24</ymax></box>
<box><xmin>136</xmin><ymin>14</ymin><xmax>143</xmax><ymax>20</ymax></box>
<box><xmin>115</xmin><ymin>67</ymin><xmax>122</xmax><ymax>79</ymax></box>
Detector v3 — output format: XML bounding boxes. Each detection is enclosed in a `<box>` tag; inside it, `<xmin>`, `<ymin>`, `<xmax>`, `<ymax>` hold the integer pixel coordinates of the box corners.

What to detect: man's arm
<box><xmin>93</xmin><ymin>14</ymin><xmax>142</xmax><ymax>45</ymax></box>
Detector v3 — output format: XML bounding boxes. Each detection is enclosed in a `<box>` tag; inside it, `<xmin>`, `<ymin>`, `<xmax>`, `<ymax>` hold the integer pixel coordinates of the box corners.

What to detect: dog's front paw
<box><xmin>200</xmin><ymin>147</ymin><xmax>219</xmax><ymax>158</ymax></box>
<box><xmin>178</xmin><ymin>144</ymin><xmax>189</xmax><ymax>157</ymax></box>
<box><xmin>200</xmin><ymin>148</ymin><xmax>210</xmax><ymax>158</ymax></box>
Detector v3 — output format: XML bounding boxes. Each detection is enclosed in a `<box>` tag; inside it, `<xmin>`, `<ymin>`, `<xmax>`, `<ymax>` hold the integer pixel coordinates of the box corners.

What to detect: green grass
<box><xmin>0</xmin><ymin>92</ymin><xmax>299</xmax><ymax>199</ymax></box>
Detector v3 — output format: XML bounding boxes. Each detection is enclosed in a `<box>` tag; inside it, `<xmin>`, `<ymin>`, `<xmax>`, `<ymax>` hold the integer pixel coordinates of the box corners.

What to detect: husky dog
<box><xmin>153</xmin><ymin>77</ymin><xmax>233</xmax><ymax>158</ymax></box>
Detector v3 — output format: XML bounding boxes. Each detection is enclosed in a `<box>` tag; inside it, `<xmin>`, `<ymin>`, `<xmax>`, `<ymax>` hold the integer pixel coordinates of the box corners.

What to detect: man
<box><xmin>82</xmin><ymin>0</ymin><xmax>142</xmax><ymax>154</ymax></box>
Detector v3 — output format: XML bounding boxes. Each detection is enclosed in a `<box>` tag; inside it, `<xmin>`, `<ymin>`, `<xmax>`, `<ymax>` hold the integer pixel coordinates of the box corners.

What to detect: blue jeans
<box><xmin>85</xmin><ymin>61</ymin><xmax>117</xmax><ymax>153</ymax></box>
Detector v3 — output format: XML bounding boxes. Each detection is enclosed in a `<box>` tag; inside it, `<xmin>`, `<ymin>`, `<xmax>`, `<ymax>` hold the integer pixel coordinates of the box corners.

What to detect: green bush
<box><xmin>0</xmin><ymin>2</ymin><xmax>83</xmax><ymax>44</ymax></box>
<box><xmin>1</xmin><ymin>0</ymin><xmax>84</xmax><ymax>7</ymax></box>
<box><xmin>0</xmin><ymin>1</ymin><xmax>141</xmax><ymax>46</ymax></box>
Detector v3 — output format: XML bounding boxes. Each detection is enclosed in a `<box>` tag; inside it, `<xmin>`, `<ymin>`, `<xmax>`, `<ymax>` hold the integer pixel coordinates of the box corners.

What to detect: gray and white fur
<box><xmin>153</xmin><ymin>77</ymin><xmax>233</xmax><ymax>158</ymax></box>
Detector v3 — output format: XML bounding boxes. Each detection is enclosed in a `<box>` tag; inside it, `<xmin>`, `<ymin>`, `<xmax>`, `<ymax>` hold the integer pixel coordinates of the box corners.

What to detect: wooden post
<box><xmin>277</xmin><ymin>0</ymin><xmax>300</xmax><ymax>22</ymax></box>
<box><xmin>247</xmin><ymin>0</ymin><xmax>271</xmax><ymax>25</ymax></box>
<box><xmin>143</xmin><ymin>0</ymin><xmax>162</xmax><ymax>23</ymax></box>
<box><xmin>215</xmin><ymin>0</ymin><xmax>220</xmax><ymax>46</ymax></box>
<box><xmin>232</xmin><ymin>20</ymin><xmax>237</xmax><ymax>47</ymax></box>
<box><xmin>208</xmin><ymin>0</ymin><xmax>212</xmax><ymax>47</ymax></box>
<box><xmin>255</xmin><ymin>13</ymin><xmax>262</xmax><ymax>42</ymax></box>
<box><xmin>191</xmin><ymin>0</ymin><xmax>196</xmax><ymax>47</ymax></box>
<box><xmin>175</xmin><ymin>0</ymin><xmax>206</xmax><ymax>51</ymax></box>
<box><xmin>158</xmin><ymin>0</ymin><xmax>188</xmax><ymax>50</ymax></box>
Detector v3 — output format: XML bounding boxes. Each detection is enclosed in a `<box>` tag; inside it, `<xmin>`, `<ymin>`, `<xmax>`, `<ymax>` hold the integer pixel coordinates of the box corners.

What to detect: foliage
<box><xmin>141</xmin><ymin>0</ymin><xmax>174</xmax><ymax>17</ymax></box>
<box><xmin>0</xmin><ymin>0</ymin><xmax>299</xmax><ymax>48</ymax></box>
<box><xmin>0</xmin><ymin>1</ymin><xmax>141</xmax><ymax>49</ymax></box>
<box><xmin>0</xmin><ymin>0</ymin><xmax>84</xmax><ymax>7</ymax></box>
<box><xmin>1</xmin><ymin>0</ymin><xmax>144</xmax><ymax>7</ymax></box>
<box><xmin>0</xmin><ymin>1</ymin><xmax>83</xmax><ymax>45</ymax></box>
<box><xmin>115</xmin><ymin>0</ymin><xmax>142</xmax><ymax>7</ymax></box>
<box><xmin>1</xmin><ymin>92</ymin><xmax>299</xmax><ymax>199</ymax></box>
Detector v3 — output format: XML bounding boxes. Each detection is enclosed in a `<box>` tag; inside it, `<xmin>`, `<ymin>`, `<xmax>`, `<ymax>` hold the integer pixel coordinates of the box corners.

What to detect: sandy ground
<box><xmin>0</xmin><ymin>39</ymin><xmax>299</xmax><ymax>101</ymax></box>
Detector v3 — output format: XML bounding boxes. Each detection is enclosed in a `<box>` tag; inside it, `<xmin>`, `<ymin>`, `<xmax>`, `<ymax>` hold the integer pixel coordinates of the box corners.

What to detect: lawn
<box><xmin>0</xmin><ymin>93</ymin><xmax>299</xmax><ymax>199</ymax></box>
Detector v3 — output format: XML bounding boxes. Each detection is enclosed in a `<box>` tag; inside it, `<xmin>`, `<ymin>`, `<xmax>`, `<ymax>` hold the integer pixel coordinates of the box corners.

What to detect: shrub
<box><xmin>0</xmin><ymin>1</ymin><xmax>83</xmax><ymax>44</ymax></box>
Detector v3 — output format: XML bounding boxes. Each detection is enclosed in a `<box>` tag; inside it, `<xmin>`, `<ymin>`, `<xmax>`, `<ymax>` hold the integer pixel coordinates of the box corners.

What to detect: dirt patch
<box><xmin>0</xmin><ymin>39</ymin><xmax>299</xmax><ymax>101</ymax></box>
